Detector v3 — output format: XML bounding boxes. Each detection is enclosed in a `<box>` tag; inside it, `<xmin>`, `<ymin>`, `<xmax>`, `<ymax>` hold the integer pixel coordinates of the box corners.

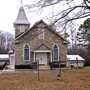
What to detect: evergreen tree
<box><xmin>77</xmin><ymin>18</ymin><xmax>90</xmax><ymax>56</ymax></box>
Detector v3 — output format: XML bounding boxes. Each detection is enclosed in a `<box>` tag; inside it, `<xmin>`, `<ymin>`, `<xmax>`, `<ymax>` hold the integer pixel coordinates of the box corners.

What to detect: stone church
<box><xmin>10</xmin><ymin>6</ymin><xmax>69</xmax><ymax>69</ymax></box>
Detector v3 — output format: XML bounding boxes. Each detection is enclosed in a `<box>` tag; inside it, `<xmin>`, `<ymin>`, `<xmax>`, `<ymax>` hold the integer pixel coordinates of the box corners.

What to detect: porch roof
<box><xmin>31</xmin><ymin>43</ymin><xmax>52</xmax><ymax>52</ymax></box>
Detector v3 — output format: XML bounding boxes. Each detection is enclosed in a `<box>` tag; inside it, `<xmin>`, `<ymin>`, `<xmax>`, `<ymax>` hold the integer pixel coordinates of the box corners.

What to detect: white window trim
<box><xmin>23</xmin><ymin>44</ymin><xmax>30</xmax><ymax>61</ymax></box>
<box><xmin>38</xmin><ymin>27</ymin><xmax>44</xmax><ymax>39</ymax></box>
<box><xmin>20</xmin><ymin>25</ymin><xmax>25</xmax><ymax>33</ymax></box>
<box><xmin>53</xmin><ymin>44</ymin><xmax>59</xmax><ymax>61</ymax></box>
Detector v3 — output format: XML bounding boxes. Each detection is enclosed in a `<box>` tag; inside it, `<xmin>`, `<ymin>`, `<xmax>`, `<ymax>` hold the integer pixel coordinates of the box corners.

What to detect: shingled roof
<box><xmin>14</xmin><ymin>6</ymin><xmax>30</xmax><ymax>25</ymax></box>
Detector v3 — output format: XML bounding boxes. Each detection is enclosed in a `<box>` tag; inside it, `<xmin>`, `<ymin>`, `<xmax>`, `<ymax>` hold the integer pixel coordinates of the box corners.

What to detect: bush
<box><xmin>84</xmin><ymin>57</ymin><xmax>90</xmax><ymax>66</ymax></box>
<box><xmin>53</xmin><ymin>64</ymin><xmax>66</xmax><ymax>68</ymax></box>
<box><xmin>15</xmin><ymin>65</ymin><xmax>33</xmax><ymax>69</ymax></box>
<box><xmin>70</xmin><ymin>65</ymin><xmax>74</xmax><ymax>67</ymax></box>
<box><xmin>0</xmin><ymin>64</ymin><xmax>3</xmax><ymax>70</ymax></box>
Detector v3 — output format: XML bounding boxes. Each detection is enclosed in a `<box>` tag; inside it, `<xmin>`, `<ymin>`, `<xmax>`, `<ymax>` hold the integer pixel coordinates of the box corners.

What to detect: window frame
<box><xmin>23</xmin><ymin>44</ymin><xmax>30</xmax><ymax>61</ymax></box>
<box><xmin>20</xmin><ymin>25</ymin><xmax>25</xmax><ymax>33</ymax></box>
<box><xmin>38</xmin><ymin>27</ymin><xmax>44</xmax><ymax>39</ymax></box>
<box><xmin>53</xmin><ymin>44</ymin><xmax>59</xmax><ymax>61</ymax></box>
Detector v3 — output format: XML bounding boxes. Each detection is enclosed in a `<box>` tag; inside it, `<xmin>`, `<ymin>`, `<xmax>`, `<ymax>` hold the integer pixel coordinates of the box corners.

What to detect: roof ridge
<box><xmin>15</xmin><ymin>20</ymin><xmax>68</xmax><ymax>43</ymax></box>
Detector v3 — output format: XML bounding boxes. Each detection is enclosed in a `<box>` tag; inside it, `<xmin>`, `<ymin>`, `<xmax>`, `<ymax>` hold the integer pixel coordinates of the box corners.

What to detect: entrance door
<box><xmin>36</xmin><ymin>53</ymin><xmax>47</xmax><ymax>65</ymax></box>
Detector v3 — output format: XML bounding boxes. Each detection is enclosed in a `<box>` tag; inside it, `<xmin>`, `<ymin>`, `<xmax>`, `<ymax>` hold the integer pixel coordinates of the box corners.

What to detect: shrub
<box><xmin>70</xmin><ymin>65</ymin><xmax>74</xmax><ymax>67</ymax></box>
<box><xmin>0</xmin><ymin>64</ymin><xmax>3</xmax><ymax>70</ymax></box>
<box><xmin>84</xmin><ymin>57</ymin><xmax>90</xmax><ymax>66</ymax></box>
<box><xmin>53</xmin><ymin>64</ymin><xmax>66</xmax><ymax>68</ymax></box>
<box><xmin>15</xmin><ymin>65</ymin><xmax>33</xmax><ymax>69</ymax></box>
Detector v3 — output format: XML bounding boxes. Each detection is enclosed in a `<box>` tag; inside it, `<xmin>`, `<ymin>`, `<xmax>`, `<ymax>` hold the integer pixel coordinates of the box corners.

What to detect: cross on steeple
<box><xmin>20</xmin><ymin>0</ymin><xmax>23</xmax><ymax>7</ymax></box>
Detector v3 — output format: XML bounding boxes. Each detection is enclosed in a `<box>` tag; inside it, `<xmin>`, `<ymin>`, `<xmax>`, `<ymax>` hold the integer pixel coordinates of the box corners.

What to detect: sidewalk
<box><xmin>0</xmin><ymin>69</ymin><xmax>59</xmax><ymax>74</ymax></box>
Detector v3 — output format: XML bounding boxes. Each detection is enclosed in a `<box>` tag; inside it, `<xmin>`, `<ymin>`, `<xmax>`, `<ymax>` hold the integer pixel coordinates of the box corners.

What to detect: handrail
<box><xmin>3</xmin><ymin>62</ymin><xmax>7</xmax><ymax>69</ymax></box>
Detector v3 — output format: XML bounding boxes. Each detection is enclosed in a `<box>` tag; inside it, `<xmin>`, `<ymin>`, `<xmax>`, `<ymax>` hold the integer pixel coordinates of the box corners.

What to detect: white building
<box><xmin>67</xmin><ymin>55</ymin><xmax>85</xmax><ymax>67</ymax></box>
<box><xmin>0</xmin><ymin>54</ymin><xmax>9</xmax><ymax>64</ymax></box>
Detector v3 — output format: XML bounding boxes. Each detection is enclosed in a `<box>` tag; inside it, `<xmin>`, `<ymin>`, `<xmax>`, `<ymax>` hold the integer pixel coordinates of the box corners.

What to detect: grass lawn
<box><xmin>0</xmin><ymin>67</ymin><xmax>90</xmax><ymax>90</ymax></box>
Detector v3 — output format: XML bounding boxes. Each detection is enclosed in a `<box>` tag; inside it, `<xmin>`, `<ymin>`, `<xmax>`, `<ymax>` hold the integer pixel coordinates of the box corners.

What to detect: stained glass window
<box><xmin>53</xmin><ymin>45</ymin><xmax>58</xmax><ymax>61</ymax></box>
<box><xmin>24</xmin><ymin>44</ymin><xmax>29</xmax><ymax>61</ymax></box>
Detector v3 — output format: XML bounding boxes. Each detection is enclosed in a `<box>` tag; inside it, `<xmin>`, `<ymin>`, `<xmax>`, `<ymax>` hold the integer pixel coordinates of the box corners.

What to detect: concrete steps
<box><xmin>39</xmin><ymin>65</ymin><xmax>50</xmax><ymax>70</ymax></box>
<box><xmin>3</xmin><ymin>65</ymin><xmax>15</xmax><ymax>71</ymax></box>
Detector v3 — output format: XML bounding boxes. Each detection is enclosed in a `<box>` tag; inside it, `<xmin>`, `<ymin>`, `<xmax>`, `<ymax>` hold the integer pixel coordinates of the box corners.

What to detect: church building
<box><xmin>10</xmin><ymin>5</ymin><xmax>69</xmax><ymax>69</ymax></box>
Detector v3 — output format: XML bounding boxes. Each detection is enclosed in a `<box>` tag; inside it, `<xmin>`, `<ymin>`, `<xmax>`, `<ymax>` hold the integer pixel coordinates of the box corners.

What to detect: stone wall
<box><xmin>15</xmin><ymin>22</ymin><xmax>67</xmax><ymax>65</ymax></box>
<box><xmin>14</xmin><ymin>24</ymin><xmax>30</xmax><ymax>37</ymax></box>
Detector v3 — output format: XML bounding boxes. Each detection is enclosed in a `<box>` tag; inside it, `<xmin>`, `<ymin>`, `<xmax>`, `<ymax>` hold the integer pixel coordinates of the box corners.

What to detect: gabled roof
<box><xmin>31</xmin><ymin>43</ymin><xmax>51</xmax><ymax>52</ymax></box>
<box><xmin>14</xmin><ymin>6</ymin><xmax>30</xmax><ymax>25</ymax></box>
<box><xmin>15</xmin><ymin>20</ymin><xmax>68</xmax><ymax>42</ymax></box>
<box><xmin>67</xmin><ymin>55</ymin><xmax>85</xmax><ymax>61</ymax></box>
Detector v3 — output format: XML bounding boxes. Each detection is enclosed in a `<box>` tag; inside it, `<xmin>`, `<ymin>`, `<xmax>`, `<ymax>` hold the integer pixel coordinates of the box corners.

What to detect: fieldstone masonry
<box><xmin>15</xmin><ymin>21</ymin><xmax>68</xmax><ymax>66</ymax></box>
<box><xmin>13</xmin><ymin>6</ymin><xmax>68</xmax><ymax>67</ymax></box>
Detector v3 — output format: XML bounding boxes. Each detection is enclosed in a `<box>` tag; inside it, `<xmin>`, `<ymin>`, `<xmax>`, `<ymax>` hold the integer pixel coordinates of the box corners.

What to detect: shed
<box><xmin>0</xmin><ymin>54</ymin><xmax>9</xmax><ymax>64</ymax></box>
<box><xmin>67</xmin><ymin>55</ymin><xmax>85</xmax><ymax>67</ymax></box>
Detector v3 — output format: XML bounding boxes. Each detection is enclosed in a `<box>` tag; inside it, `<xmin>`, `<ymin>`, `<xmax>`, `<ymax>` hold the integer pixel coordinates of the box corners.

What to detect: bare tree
<box><xmin>0</xmin><ymin>30</ymin><xmax>14</xmax><ymax>53</ymax></box>
<box><xmin>70</xmin><ymin>28</ymin><xmax>76</xmax><ymax>54</ymax></box>
<box><xmin>26</xmin><ymin>0</ymin><xmax>90</xmax><ymax>33</ymax></box>
<box><xmin>0</xmin><ymin>31</ymin><xmax>6</xmax><ymax>50</ymax></box>
<box><xmin>4</xmin><ymin>32</ymin><xmax>15</xmax><ymax>50</ymax></box>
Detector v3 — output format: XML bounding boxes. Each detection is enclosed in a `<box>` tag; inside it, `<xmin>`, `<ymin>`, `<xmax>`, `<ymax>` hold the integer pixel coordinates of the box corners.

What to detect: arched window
<box><xmin>53</xmin><ymin>45</ymin><xmax>59</xmax><ymax>61</ymax></box>
<box><xmin>24</xmin><ymin>44</ymin><xmax>30</xmax><ymax>61</ymax></box>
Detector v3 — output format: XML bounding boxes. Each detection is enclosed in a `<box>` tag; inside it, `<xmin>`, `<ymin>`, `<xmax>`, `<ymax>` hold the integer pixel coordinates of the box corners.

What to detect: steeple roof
<box><xmin>14</xmin><ymin>7</ymin><xmax>30</xmax><ymax>25</ymax></box>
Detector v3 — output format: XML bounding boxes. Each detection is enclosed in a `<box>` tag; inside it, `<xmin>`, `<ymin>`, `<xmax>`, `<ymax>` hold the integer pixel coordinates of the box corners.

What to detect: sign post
<box><xmin>57</xmin><ymin>56</ymin><xmax>61</xmax><ymax>80</ymax></box>
<box><xmin>76</xmin><ymin>57</ymin><xmax>79</xmax><ymax>78</ymax></box>
<box><xmin>37</xmin><ymin>60</ymin><xmax>40</xmax><ymax>81</ymax></box>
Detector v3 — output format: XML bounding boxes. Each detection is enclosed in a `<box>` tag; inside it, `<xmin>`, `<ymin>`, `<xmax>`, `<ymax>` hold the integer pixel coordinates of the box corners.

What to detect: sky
<box><xmin>0</xmin><ymin>0</ymin><xmax>41</xmax><ymax>34</ymax></box>
<box><xmin>0</xmin><ymin>0</ymin><xmax>87</xmax><ymax>34</ymax></box>
<box><xmin>0</xmin><ymin>0</ymin><xmax>20</xmax><ymax>34</ymax></box>
<box><xmin>0</xmin><ymin>0</ymin><xmax>50</xmax><ymax>34</ymax></box>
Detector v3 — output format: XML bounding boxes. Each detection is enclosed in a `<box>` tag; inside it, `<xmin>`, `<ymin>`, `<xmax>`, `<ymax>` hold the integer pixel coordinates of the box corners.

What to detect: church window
<box><xmin>24</xmin><ymin>44</ymin><xmax>30</xmax><ymax>61</ymax></box>
<box><xmin>53</xmin><ymin>45</ymin><xmax>59</xmax><ymax>61</ymax></box>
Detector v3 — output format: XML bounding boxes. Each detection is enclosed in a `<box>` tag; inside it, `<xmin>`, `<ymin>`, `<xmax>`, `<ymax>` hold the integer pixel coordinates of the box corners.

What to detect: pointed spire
<box><xmin>14</xmin><ymin>2</ymin><xmax>30</xmax><ymax>25</ymax></box>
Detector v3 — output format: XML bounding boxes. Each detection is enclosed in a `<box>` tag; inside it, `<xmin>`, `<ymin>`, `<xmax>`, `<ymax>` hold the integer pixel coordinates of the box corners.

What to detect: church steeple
<box><xmin>14</xmin><ymin>0</ymin><xmax>30</xmax><ymax>37</ymax></box>
<box><xmin>14</xmin><ymin>7</ymin><xmax>30</xmax><ymax>25</ymax></box>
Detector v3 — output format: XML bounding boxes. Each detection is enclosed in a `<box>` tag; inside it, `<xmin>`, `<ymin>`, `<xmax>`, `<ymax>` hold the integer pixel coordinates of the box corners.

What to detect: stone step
<box><xmin>39</xmin><ymin>65</ymin><xmax>50</xmax><ymax>70</ymax></box>
<box><xmin>3</xmin><ymin>65</ymin><xmax>15</xmax><ymax>70</ymax></box>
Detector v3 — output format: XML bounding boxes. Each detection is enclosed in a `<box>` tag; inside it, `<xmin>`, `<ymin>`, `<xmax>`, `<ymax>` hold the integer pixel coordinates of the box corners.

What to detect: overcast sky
<box><xmin>0</xmin><ymin>0</ymin><xmax>87</xmax><ymax>34</ymax></box>
<box><xmin>0</xmin><ymin>0</ymin><xmax>41</xmax><ymax>34</ymax></box>
<box><xmin>0</xmin><ymin>0</ymin><xmax>20</xmax><ymax>34</ymax></box>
